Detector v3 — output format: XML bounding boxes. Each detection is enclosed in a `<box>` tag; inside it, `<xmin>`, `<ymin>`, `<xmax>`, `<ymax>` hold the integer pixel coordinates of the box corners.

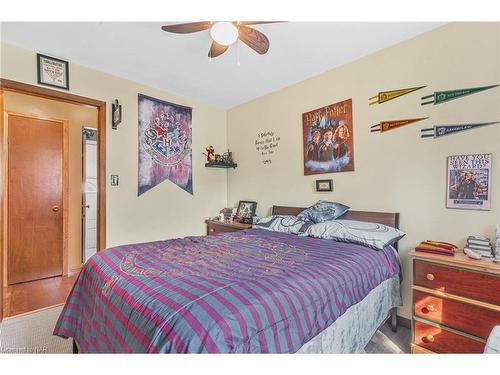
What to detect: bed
<box><xmin>54</xmin><ymin>206</ymin><xmax>402</xmax><ymax>353</ymax></box>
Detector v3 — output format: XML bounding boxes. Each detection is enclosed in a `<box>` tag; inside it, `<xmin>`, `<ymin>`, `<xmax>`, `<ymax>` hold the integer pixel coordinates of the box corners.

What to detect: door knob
<box><xmin>83</xmin><ymin>204</ymin><xmax>90</xmax><ymax>209</ymax></box>
<box><xmin>52</xmin><ymin>206</ymin><xmax>60</xmax><ymax>212</ymax></box>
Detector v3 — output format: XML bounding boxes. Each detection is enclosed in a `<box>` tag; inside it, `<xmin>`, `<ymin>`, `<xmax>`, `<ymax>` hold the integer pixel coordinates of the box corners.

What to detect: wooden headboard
<box><xmin>271</xmin><ymin>205</ymin><xmax>400</xmax><ymax>229</ymax></box>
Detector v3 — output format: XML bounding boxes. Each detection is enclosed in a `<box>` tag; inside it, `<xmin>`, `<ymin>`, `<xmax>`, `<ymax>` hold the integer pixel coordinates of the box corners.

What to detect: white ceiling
<box><xmin>1</xmin><ymin>22</ymin><xmax>444</xmax><ymax>109</ymax></box>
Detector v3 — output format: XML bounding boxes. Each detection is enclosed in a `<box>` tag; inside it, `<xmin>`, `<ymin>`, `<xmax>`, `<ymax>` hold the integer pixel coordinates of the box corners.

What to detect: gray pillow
<box><xmin>300</xmin><ymin>219</ymin><xmax>405</xmax><ymax>250</ymax></box>
<box><xmin>297</xmin><ymin>200</ymin><xmax>350</xmax><ymax>223</ymax></box>
<box><xmin>253</xmin><ymin>215</ymin><xmax>313</xmax><ymax>234</ymax></box>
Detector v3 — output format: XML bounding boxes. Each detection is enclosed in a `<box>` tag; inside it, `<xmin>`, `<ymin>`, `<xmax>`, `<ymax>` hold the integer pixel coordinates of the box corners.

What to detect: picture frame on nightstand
<box><xmin>236</xmin><ymin>201</ymin><xmax>257</xmax><ymax>224</ymax></box>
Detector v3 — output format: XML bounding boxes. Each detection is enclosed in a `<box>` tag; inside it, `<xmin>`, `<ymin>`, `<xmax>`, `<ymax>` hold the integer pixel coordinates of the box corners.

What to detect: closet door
<box><xmin>7</xmin><ymin>114</ymin><xmax>64</xmax><ymax>284</ymax></box>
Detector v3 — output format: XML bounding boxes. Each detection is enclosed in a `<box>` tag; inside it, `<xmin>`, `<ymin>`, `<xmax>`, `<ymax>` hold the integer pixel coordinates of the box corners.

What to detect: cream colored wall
<box><xmin>1</xmin><ymin>42</ymin><xmax>228</xmax><ymax>247</ymax></box>
<box><xmin>4</xmin><ymin>92</ymin><xmax>97</xmax><ymax>271</ymax></box>
<box><xmin>227</xmin><ymin>22</ymin><xmax>500</xmax><ymax>319</ymax></box>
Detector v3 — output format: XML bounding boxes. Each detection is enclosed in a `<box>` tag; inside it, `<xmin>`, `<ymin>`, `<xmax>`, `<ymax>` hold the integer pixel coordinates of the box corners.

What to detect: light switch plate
<box><xmin>111</xmin><ymin>175</ymin><xmax>119</xmax><ymax>186</ymax></box>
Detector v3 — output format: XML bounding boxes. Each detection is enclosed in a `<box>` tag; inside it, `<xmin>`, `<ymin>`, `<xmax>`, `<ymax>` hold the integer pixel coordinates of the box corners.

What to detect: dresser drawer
<box><xmin>411</xmin><ymin>344</ymin><xmax>434</xmax><ymax>354</ymax></box>
<box><xmin>414</xmin><ymin>320</ymin><xmax>485</xmax><ymax>353</ymax></box>
<box><xmin>414</xmin><ymin>260</ymin><xmax>500</xmax><ymax>305</ymax></box>
<box><xmin>414</xmin><ymin>291</ymin><xmax>500</xmax><ymax>339</ymax></box>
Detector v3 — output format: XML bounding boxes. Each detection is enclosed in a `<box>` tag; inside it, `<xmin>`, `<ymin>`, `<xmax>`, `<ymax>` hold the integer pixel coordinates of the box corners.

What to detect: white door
<box><xmin>82</xmin><ymin>129</ymin><xmax>97</xmax><ymax>262</ymax></box>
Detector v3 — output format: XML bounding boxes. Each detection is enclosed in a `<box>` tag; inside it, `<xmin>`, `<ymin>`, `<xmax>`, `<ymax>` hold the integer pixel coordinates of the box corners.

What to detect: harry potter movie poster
<box><xmin>302</xmin><ymin>99</ymin><xmax>354</xmax><ymax>175</ymax></box>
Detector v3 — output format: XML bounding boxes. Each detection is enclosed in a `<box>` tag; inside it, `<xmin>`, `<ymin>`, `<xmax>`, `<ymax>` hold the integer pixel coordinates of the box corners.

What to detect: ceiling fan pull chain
<box><xmin>208</xmin><ymin>37</ymin><xmax>212</xmax><ymax>63</ymax></box>
<box><xmin>237</xmin><ymin>40</ymin><xmax>241</xmax><ymax>66</ymax></box>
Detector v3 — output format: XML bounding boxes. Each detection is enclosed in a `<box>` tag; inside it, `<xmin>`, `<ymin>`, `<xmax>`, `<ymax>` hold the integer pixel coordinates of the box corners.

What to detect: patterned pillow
<box><xmin>253</xmin><ymin>215</ymin><xmax>313</xmax><ymax>234</ymax></box>
<box><xmin>297</xmin><ymin>200</ymin><xmax>350</xmax><ymax>223</ymax></box>
<box><xmin>300</xmin><ymin>219</ymin><xmax>405</xmax><ymax>250</ymax></box>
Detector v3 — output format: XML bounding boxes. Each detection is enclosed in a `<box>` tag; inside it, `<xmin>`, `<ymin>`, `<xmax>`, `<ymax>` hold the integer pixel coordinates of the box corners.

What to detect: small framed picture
<box><xmin>112</xmin><ymin>99</ymin><xmax>122</xmax><ymax>129</ymax></box>
<box><xmin>37</xmin><ymin>53</ymin><xmax>69</xmax><ymax>90</ymax></box>
<box><xmin>316</xmin><ymin>179</ymin><xmax>333</xmax><ymax>192</ymax></box>
<box><xmin>236</xmin><ymin>200</ymin><xmax>257</xmax><ymax>224</ymax></box>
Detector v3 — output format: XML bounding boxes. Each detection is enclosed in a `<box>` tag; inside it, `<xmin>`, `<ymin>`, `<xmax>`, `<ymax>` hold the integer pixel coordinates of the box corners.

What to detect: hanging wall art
<box><xmin>303</xmin><ymin>99</ymin><xmax>354</xmax><ymax>175</ymax></box>
<box><xmin>421</xmin><ymin>121</ymin><xmax>499</xmax><ymax>139</ymax></box>
<box><xmin>370</xmin><ymin>117</ymin><xmax>428</xmax><ymax>133</ymax></box>
<box><xmin>446</xmin><ymin>153</ymin><xmax>492</xmax><ymax>211</ymax></box>
<box><xmin>368</xmin><ymin>86</ymin><xmax>426</xmax><ymax>105</ymax></box>
<box><xmin>138</xmin><ymin>94</ymin><xmax>193</xmax><ymax>196</ymax></box>
<box><xmin>255</xmin><ymin>131</ymin><xmax>280</xmax><ymax>165</ymax></box>
<box><xmin>421</xmin><ymin>84</ymin><xmax>499</xmax><ymax>106</ymax></box>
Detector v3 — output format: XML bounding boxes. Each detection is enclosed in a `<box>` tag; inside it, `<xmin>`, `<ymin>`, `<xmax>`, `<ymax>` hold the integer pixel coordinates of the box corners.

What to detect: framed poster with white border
<box><xmin>37</xmin><ymin>53</ymin><xmax>70</xmax><ymax>90</ymax></box>
<box><xmin>446</xmin><ymin>153</ymin><xmax>492</xmax><ymax>210</ymax></box>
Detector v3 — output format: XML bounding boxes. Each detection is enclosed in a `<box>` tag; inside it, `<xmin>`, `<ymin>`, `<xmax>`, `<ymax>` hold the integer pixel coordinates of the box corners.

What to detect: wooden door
<box><xmin>7</xmin><ymin>114</ymin><xmax>66</xmax><ymax>284</ymax></box>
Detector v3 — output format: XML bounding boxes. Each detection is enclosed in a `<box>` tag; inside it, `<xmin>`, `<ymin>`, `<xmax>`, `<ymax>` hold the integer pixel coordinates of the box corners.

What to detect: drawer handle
<box><xmin>426</xmin><ymin>273</ymin><xmax>435</xmax><ymax>281</ymax></box>
<box><xmin>209</xmin><ymin>228</ymin><xmax>215</xmax><ymax>232</ymax></box>
<box><xmin>425</xmin><ymin>304</ymin><xmax>436</xmax><ymax>313</ymax></box>
<box><xmin>422</xmin><ymin>334</ymin><xmax>435</xmax><ymax>343</ymax></box>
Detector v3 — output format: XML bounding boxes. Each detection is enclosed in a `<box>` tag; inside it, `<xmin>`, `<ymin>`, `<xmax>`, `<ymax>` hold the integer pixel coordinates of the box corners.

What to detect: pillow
<box><xmin>300</xmin><ymin>219</ymin><xmax>405</xmax><ymax>250</ymax></box>
<box><xmin>253</xmin><ymin>215</ymin><xmax>313</xmax><ymax>234</ymax></box>
<box><xmin>297</xmin><ymin>200</ymin><xmax>350</xmax><ymax>223</ymax></box>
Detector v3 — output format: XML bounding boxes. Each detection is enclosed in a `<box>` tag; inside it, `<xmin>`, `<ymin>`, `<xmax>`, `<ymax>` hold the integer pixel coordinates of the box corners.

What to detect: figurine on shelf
<box><xmin>203</xmin><ymin>146</ymin><xmax>215</xmax><ymax>162</ymax></box>
<box><xmin>205</xmin><ymin>149</ymin><xmax>238</xmax><ymax>168</ymax></box>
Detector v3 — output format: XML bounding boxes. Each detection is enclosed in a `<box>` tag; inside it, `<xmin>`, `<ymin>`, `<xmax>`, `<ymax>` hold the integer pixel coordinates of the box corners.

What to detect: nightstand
<box><xmin>205</xmin><ymin>219</ymin><xmax>252</xmax><ymax>235</ymax></box>
<box><xmin>409</xmin><ymin>250</ymin><xmax>500</xmax><ymax>354</ymax></box>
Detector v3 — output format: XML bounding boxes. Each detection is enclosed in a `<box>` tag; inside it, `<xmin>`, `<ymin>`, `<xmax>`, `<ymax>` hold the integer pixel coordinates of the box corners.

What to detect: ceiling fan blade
<box><xmin>238</xmin><ymin>25</ymin><xmax>270</xmax><ymax>55</ymax></box>
<box><xmin>208</xmin><ymin>41</ymin><xmax>229</xmax><ymax>58</ymax></box>
<box><xmin>161</xmin><ymin>22</ymin><xmax>213</xmax><ymax>34</ymax></box>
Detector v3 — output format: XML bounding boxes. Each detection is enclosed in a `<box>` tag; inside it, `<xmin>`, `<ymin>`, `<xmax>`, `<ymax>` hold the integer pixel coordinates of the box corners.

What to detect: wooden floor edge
<box><xmin>2</xmin><ymin>302</ymin><xmax>65</xmax><ymax>320</ymax></box>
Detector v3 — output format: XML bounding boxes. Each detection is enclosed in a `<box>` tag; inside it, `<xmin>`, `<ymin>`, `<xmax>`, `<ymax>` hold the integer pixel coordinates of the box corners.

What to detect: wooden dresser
<box><xmin>205</xmin><ymin>219</ymin><xmax>252</xmax><ymax>235</ymax></box>
<box><xmin>410</xmin><ymin>251</ymin><xmax>500</xmax><ymax>353</ymax></box>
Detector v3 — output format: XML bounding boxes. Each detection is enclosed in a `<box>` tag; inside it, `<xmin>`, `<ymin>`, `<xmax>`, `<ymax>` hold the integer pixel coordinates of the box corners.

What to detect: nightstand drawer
<box><xmin>206</xmin><ymin>220</ymin><xmax>252</xmax><ymax>235</ymax></box>
<box><xmin>414</xmin><ymin>291</ymin><xmax>500</xmax><ymax>339</ymax></box>
<box><xmin>207</xmin><ymin>223</ymin><xmax>237</xmax><ymax>235</ymax></box>
<box><xmin>414</xmin><ymin>320</ymin><xmax>485</xmax><ymax>354</ymax></box>
<box><xmin>414</xmin><ymin>260</ymin><xmax>500</xmax><ymax>304</ymax></box>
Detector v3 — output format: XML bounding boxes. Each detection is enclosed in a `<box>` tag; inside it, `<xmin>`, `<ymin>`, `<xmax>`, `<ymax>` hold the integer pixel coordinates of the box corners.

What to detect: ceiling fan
<box><xmin>161</xmin><ymin>21</ymin><xmax>281</xmax><ymax>58</ymax></box>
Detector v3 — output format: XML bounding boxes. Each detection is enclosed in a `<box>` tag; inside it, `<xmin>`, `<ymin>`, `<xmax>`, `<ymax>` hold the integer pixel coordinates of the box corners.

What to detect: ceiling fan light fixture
<box><xmin>210</xmin><ymin>21</ymin><xmax>239</xmax><ymax>46</ymax></box>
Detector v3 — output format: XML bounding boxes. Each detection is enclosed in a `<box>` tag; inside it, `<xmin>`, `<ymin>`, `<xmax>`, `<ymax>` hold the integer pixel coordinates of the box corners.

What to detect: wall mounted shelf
<box><xmin>205</xmin><ymin>162</ymin><xmax>237</xmax><ymax>169</ymax></box>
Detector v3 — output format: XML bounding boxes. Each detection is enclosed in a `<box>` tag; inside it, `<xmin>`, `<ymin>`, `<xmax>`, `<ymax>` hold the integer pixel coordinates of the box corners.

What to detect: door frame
<box><xmin>81</xmin><ymin>127</ymin><xmax>98</xmax><ymax>264</ymax></box>
<box><xmin>0</xmin><ymin>78</ymin><xmax>107</xmax><ymax>321</ymax></box>
<box><xmin>3</xmin><ymin>112</ymin><xmax>69</xmax><ymax>284</ymax></box>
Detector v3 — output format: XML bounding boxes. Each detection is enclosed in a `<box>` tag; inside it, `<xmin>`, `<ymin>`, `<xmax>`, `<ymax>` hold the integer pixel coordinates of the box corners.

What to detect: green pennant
<box><xmin>421</xmin><ymin>84</ymin><xmax>499</xmax><ymax>105</ymax></box>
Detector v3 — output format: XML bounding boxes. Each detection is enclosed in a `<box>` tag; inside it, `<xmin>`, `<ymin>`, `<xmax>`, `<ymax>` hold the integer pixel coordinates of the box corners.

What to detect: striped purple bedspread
<box><xmin>54</xmin><ymin>228</ymin><xmax>400</xmax><ymax>353</ymax></box>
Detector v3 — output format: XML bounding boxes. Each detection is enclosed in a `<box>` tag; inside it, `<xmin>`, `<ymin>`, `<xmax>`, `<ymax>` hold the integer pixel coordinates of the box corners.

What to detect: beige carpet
<box><xmin>0</xmin><ymin>306</ymin><xmax>408</xmax><ymax>354</ymax></box>
<box><xmin>0</xmin><ymin>306</ymin><xmax>72</xmax><ymax>353</ymax></box>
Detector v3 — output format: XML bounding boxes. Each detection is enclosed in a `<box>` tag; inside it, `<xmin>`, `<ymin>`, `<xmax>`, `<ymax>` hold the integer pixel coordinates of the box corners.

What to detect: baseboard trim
<box><xmin>397</xmin><ymin>315</ymin><xmax>411</xmax><ymax>329</ymax></box>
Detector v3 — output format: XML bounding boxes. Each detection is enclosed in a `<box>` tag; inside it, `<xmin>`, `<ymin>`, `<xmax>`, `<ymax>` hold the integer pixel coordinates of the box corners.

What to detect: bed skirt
<box><xmin>297</xmin><ymin>276</ymin><xmax>401</xmax><ymax>353</ymax></box>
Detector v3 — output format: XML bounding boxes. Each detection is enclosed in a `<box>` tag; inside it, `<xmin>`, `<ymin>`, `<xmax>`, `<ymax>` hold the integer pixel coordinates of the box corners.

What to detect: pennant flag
<box><xmin>420</xmin><ymin>121</ymin><xmax>500</xmax><ymax>138</ymax></box>
<box><xmin>421</xmin><ymin>84</ymin><xmax>499</xmax><ymax>105</ymax></box>
<box><xmin>371</xmin><ymin>117</ymin><xmax>428</xmax><ymax>133</ymax></box>
<box><xmin>369</xmin><ymin>85</ymin><xmax>426</xmax><ymax>105</ymax></box>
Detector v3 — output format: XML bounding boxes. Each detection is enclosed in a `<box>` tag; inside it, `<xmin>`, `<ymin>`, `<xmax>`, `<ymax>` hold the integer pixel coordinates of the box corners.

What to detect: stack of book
<box><xmin>464</xmin><ymin>236</ymin><xmax>493</xmax><ymax>257</ymax></box>
<box><xmin>415</xmin><ymin>240</ymin><xmax>457</xmax><ymax>256</ymax></box>
<box><xmin>495</xmin><ymin>224</ymin><xmax>500</xmax><ymax>257</ymax></box>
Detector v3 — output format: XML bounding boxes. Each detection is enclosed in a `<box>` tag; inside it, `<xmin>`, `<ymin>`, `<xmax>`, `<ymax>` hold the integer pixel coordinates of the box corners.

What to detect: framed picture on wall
<box><xmin>446</xmin><ymin>153</ymin><xmax>492</xmax><ymax>210</ymax></box>
<box><xmin>37</xmin><ymin>53</ymin><xmax>70</xmax><ymax>90</ymax></box>
<box><xmin>316</xmin><ymin>179</ymin><xmax>333</xmax><ymax>192</ymax></box>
